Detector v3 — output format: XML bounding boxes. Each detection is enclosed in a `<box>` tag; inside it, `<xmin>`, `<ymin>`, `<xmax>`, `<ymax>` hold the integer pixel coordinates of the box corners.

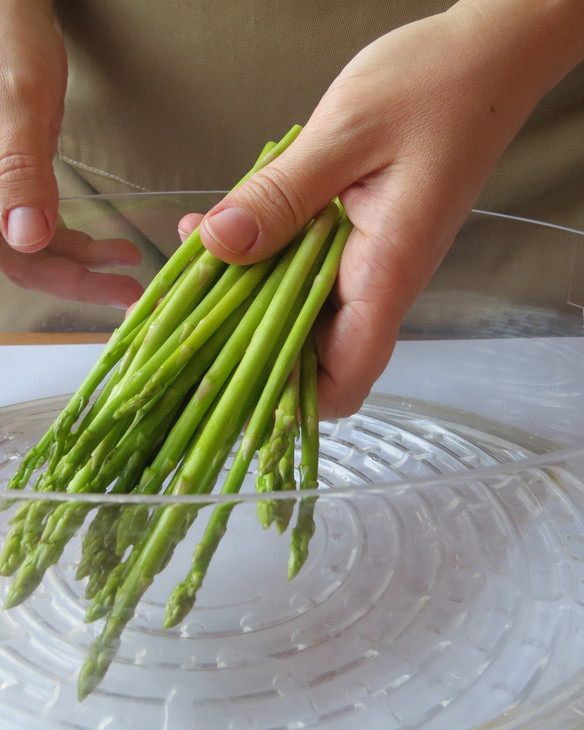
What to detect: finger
<box><xmin>0</xmin><ymin>88</ymin><xmax>61</xmax><ymax>253</ymax></box>
<box><xmin>3</xmin><ymin>251</ymin><xmax>143</xmax><ymax>308</ymax></box>
<box><xmin>198</xmin><ymin>116</ymin><xmax>382</xmax><ymax>265</ymax></box>
<box><xmin>315</xmin><ymin>169</ymin><xmax>461</xmax><ymax>420</ymax></box>
<box><xmin>316</xmin><ymin>300</ymin><xmax>401</xmax><ymax>421</ymax></box>
<box><xmin>0</xmin><ymin>155</ymin><xmax>58</xmax><ymax>254</ymax></box>
<box><xmin>315</xmin><ymin>230</ymin><xmax>402</xmax><ymax>420</ymax></box>
<box><xmin>125</xmin><ymin>301</ymin><xmax>138</xmax><ymax>318</ymax></box>
<box><xmin>48</xmin><ymin>230</ymin><xmax>142</xmax><ymax>268</ymax></box>
<box><xmin>0</xmin><ymin>16</ymin><xmax>66</xmax><ymax>254</ymax></box>
<box><xmin>72</xmin><ymin>271</ymin><xmax>143</xmax><ymax>308</ymax></box>
<box><xmin>177</xmin><ymin>213</ymin><xmax>204</xmax><ymax>243</ymax></box>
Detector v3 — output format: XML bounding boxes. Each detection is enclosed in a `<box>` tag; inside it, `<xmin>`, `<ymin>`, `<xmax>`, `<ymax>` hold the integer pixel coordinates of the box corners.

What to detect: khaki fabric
<box><xmin>55</xmin><ymin>1</ymin><xmax>453</xmax><ymax>195</ymax></box>
<box><xmin>55</xmin><ymin>1</ymin><xmax>584</xmax><ymax>226</ymax></box>
<box><xmin>2</xmin><ymin>1</ymin><xmax>583</xmax><ymax>334</ymax></box>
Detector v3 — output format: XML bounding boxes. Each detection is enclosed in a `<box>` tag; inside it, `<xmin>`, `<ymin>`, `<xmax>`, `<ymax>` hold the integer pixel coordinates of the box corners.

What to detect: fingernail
<box><xmin>203</xmin><ymin>207</ymin><xmax>259</xmax><ymax>254</ymax></box>
<box><xmin>5</xmin><ymin>207</ymin><xmax>49</xmax><ymax>248</ymax></box>
<box><xmin>178</xmin><ymin>228</ymin><xmax>189</xmax><ymax>243</ymax></box>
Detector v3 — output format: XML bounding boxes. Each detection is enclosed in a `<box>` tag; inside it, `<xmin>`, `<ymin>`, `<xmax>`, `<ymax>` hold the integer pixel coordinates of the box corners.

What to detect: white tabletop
<box><xmin>1</xmin><ymin>337</ymin><xmax>583</xmax><ymax>447</ymax></box>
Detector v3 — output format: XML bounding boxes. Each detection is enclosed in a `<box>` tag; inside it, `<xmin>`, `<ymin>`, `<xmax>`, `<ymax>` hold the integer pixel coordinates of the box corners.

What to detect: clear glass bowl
<box><xmin>0</xmin><ymin>193</ymin><xmax>583</xmax><ymax>729</ymax></box>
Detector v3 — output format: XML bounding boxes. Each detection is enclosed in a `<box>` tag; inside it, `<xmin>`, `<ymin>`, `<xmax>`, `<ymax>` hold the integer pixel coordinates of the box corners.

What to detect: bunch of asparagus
<box><xmin>0</xmin><ymin>126</ymin><xmax>352</xmax><ymax>699</ymax></box>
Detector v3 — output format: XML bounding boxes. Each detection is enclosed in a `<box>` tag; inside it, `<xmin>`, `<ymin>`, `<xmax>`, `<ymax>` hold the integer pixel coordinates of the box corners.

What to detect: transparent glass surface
<box><xmin>0</xmin><ymin>191</ymin><xmax>226</xmax><ymax>334</ymax></box>
<box><xmin>0</xmin><ymin>194</ymin><xmax>583</xmax><ymax>729</ymax></box>
<box><xmin>0</xmin><ymin>395</ymin><xmax>584</xmax><ymax>730</ymax></box>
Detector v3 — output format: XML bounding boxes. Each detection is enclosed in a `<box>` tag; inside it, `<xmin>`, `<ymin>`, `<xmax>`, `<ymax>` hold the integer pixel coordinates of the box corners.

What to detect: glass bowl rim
<box><xmin>1</xmin><ymin>392</ymin><xmax>583</xmax><ymax>506</ymax></box>
<box><xmin>7</xmin><ymin>198</ymin><xmax>584</xmax><ymax>505</ymax></box>
<box><xmin>57</xmin><ymin>192</ymin><xmax>584</xmax><ymax>237</ymax></box>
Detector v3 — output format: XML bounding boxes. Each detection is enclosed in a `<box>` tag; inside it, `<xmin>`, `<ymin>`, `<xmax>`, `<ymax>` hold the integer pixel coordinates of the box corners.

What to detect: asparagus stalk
<box><xmin>0</xmin><ymin>413</ymin><xmax>131</xmax><ymax>580</ymax></box>
<box><xmin>7</xmin><ymin>127</ymin><xmax>301</xmax><ymax>494</ymax></box>
<box><xmin>79</xmin><ymin>410</ymin><xmax>178</xmax><ymax>601</ymax></box>
<box><xmin>271</xmin><ymin>431</ymin><xmax>298</xmax><ymax>534</ymax></box>
<box><xmin>118</xmin><ymin>250</ymin><xmax>227</xmax><ymax>378</ymax></box>
<box><xmin>71</xmin><ymin>250</ymin><xmax>214</xmax><ymax>440</ymax></box>
<box><xmin>150</xmin><ymin>205</ymin><xmax>340</xmax><ymax>501</ymax></box>
<box><xmin>36</xmin><ymin>304</ymin><xmax>249</xmax><ymax>593</ymax></box>
<box><xmin>2</xmin><ymin>416</ymin><xmax>134</xmax><ymax>606</ymax></box>
<box><xmin>114</xmin><ymin>256</ymin><xmax>278</xmax><ymax>418</ymax></box>
<box><xmin>82</xmin><ymin>358</ymin><xmax>241</xmax><ymax>623</ymax></box>
<box><xmin>6</xmin><ymin>321</ymin><xmax>143</xmax><ymax>491</ymax></box>
<box><xmin>2</xmin><ymin>125</ymin><xmax>347</xmax><ymax>700</ymax></box>
<box><xmin>80</xmin><ymin>124</ymin><xmax>298</xmax><ymax>358</ymax></box>
<box><xmin>256</xmin><ymin>357</ymin><xmax>300</xmax><ymax>529</ymax></box>
<box><xmin>84</xmin><ymin>364</ymin><xmax>246</xmax><ymax>624</ymax></box>
<box><xmin>77</xmin><ymin>206</ymin><xmax>343</xmax><ymax>698</ymax></box>
<box><xmin>288</xmin><ymin>330</ymin><xmax>320</xmax><ymax>579</ymax></box>
<box><xmin>75</xmin><ymin>248</ymin><xmax>225</xmax><ymax>434</ymax></box>
<box><xmin>3</xmin><ymin>293</ymin><xmax>248</xmax><ymax>594</ymax></box>
<box><xmin>39</xmin><ymin>256</ymin><xmax>277</xmax><ymax>499</ymax></box>
<box><xmin>77</xmin><ymin>505</ymin><xmax>120</xmax><ymax>581</ymax></box>
<box><xmin>162</xmin><ymin>215</ymin><xmax>351</xmax><ymax>629</ymax></box>
<box><xmin>111</xmin><ymin>247</ymin><xmax>296</xmax><ymax>556</ymax></box>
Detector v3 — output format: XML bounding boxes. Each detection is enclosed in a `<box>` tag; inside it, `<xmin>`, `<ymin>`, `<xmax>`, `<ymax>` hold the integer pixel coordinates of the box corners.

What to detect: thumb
<box><xmin>199</xmin><ymin>125</ymin><xmax>361</xmax><ymax>264</ymax></box>
<box><xmin>0</xmin><ymin>116</ymin><xmax>59</xmax><ymax>253</ymax></box>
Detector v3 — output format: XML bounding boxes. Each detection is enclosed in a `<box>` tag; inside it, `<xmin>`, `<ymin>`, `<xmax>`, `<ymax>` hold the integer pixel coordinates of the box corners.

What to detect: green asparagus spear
<box><xmin>2</xmin><ymin>416</ymin><xmax>134</xmax><ymax>606</ymax></box>
<box><xmin>83</xmin><ymin>379</ymin><xmax>232</xmax><ymax>624</ymax></box>
<box><xmin>7</xmin><ymin>321</ymin><xmax>143</xmax><ymax>491</ymax></box>
<box><xmin>114</xmin><ymin>255</ymin><xmax>278</xmax><ymax>418</ymax></box>
<box><xmin>288</xmin><ymin>330</ymin><xmax>320</xmax><ymax>579</ymax></box>
<box><xmin>118</xmin><ymin>252</ymin><xmax>227</xmax><ymax>379</ymax></box>
<box><xmin>1</xmin><ymin>125</ymin><xmax>347</xmax><ymax>701</ymax></box>
<box><xmin>77</xmin><ymin>206</ymin><xmax>342</xmax><ymax>695</ymax></box>
<box><xmin>271</xmin><ymin>433</ymin><xmax>298</xmax><ymax>535</ymax></box>
<box><xmin>36</xmin><ymin>257</ymin><xmax>273</xmax><ymax>498</ymax></box>
<box><xmin>162</xmin><ymin>215</ymin><xmax>351</xmax><ymax>629</ymax></box>
<box><xmin>256</xmin><ymin>357</ymin><xmax>300</xmax><ymax>529</ymax></box>
<box><xmin>46</xmin><ymin>306</ymin><xmax>248</xmax><ymax>591</ymax></box>
<box><xmin>7</xmin><ymin>126</ymin><xmax>301</xmax><ymax>494</ymax></box>
<box><xmin>76</xmin><ymin>505</ymin><xmax>121</xmax><ymax>582</ymax></box>
<box><xmin>112</xmin><ymin>250</ymin><xmax>294</xmax><ymax>555</ymax></box>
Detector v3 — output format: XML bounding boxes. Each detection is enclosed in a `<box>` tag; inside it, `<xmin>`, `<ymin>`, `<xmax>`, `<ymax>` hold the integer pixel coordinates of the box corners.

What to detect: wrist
<box><xmin>450</xmin><ymin>0</ymin><xmax>584</xmax><ymax>94</ymax></box>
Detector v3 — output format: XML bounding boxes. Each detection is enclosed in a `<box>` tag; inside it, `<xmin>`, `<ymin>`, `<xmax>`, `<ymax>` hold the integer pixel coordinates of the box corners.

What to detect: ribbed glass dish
<box><xmin>0</xmin><ymin>194</ymin><xmax>583</xmax><ymax>730</ymax></box>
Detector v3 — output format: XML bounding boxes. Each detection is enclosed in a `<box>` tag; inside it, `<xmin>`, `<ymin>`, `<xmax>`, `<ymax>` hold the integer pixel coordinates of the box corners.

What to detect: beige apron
<box><xmin>3</xmin><ymin>1</ymin><xmax>583</xmax><ymax>333</ymax></box>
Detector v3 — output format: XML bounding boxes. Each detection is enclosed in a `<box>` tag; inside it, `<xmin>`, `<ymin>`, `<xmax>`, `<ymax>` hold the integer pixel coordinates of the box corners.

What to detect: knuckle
<box><xmin>313</xmin><ymin>74</ymin><xmax>392</xmax><ymax>160</ymax></box>
<box><xmin>0</xmin><ymin>59</ymin><xmax>53</xmax><ymax>110</ymax></box>
<box><xmin>318</xmin><ymin>82</ymin><xmax>370</xmax><ymax>137</ymax></box>
<box><xmin>247</xmin><ymin>168</ymin><xmax>310</xmax><ymax>232</ymax></box>
<box><xmin>0</xmin><ymin>152</ymin><xmax>49</xmax><ymax>187</ymax></box>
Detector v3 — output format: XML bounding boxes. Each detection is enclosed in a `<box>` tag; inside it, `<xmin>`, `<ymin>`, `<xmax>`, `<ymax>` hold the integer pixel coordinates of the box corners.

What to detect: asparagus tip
<box><xmin>77</xmin><ymin>634</ymin><xmax>121</xmax><ymax>701</ymax></box>
<box><xmin>162</xmin><ymin>574</ymin><xmax>203</xmax><ymax>629</ymax></box>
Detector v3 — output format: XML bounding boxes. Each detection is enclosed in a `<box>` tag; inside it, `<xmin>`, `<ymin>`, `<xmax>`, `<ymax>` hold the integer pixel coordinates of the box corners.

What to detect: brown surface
<box><xmin>0</xmin><ymin>333</ymin><xmax>111</xmax><ymax>346</ymax></box>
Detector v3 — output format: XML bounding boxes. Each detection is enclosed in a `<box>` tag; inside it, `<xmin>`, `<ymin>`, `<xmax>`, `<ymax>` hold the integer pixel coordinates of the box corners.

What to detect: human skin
<box><xmin>0</xmin><ymin>223</ymin><xmax>143</xmax><ymax>307</ymax></box>
<box><xmin>184</xmin><ymin>0</ymin><xmax>584</xmax><ymax>419</ymax></box>
<box><xmin>0</xmin><ymin>0</ymin><xmax>142</xmax><ymax>307</ymax></box>
<box><xmin>0</xmin><ymin>0</ymin><xmax>62</xmax><ymax>253</ymax></box>
<box><xmin>1</xmin><ymin>1</ymin><xmax>583</xmax><ymax>410</ymax></box>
